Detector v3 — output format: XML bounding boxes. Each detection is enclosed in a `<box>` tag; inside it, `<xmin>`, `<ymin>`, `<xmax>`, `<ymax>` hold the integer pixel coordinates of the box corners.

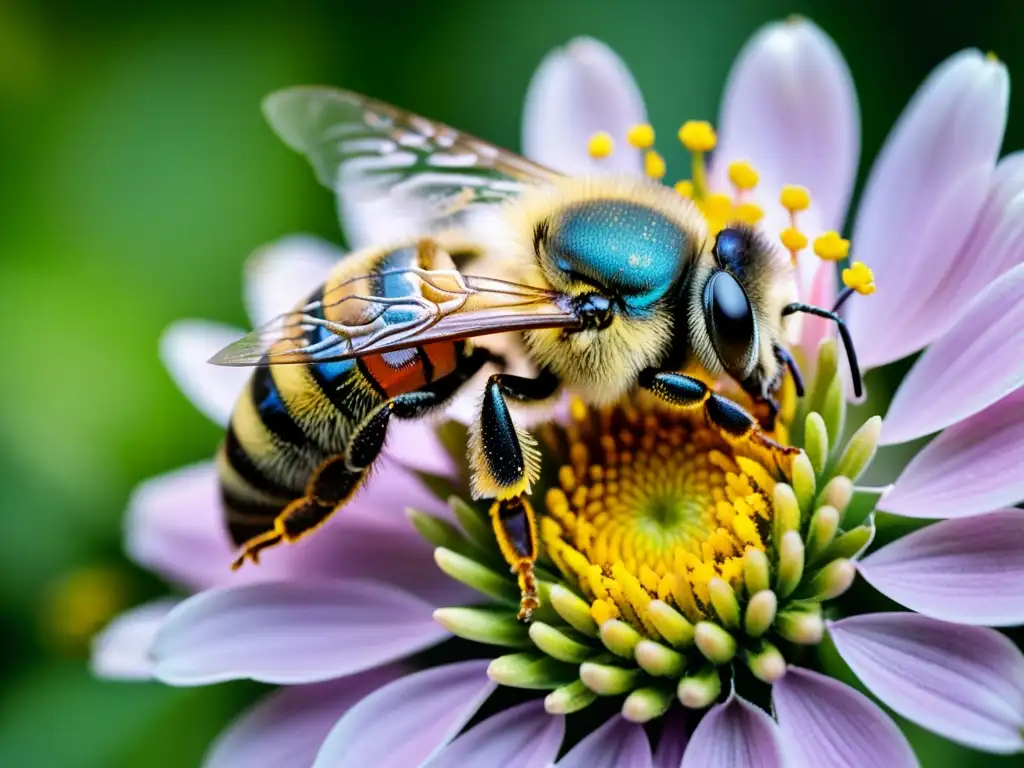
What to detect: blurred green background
<box><xmin>1</xmin><ymin>0</ymin><xmax>1022</xmax><ymax>765</ymax></box>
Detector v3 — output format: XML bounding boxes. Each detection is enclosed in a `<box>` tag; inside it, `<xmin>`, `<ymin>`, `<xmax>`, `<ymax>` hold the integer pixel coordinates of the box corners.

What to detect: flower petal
<box><xmin>244</xmin><ymin>235</ymin><xmax>342</xmax><ymax>328</ymax></box>
<box><xmin>556</xmin><ymin>715</ymin><xmax>652</xmax><ymax>768</ymax></box>
<box><xmin>521</xmin><ymin>37</ymin><xmax>646</xmax><ymax>176</ymax></box>
<box><xmin>204</xmin><ymin>665</ymin><xmax>404</xmax><ymax>768</ymax></box>
<box><xmin>381</xmin><ymin>419</ymin><xmax>457</xmax><ymax>478</ymax></box>
<box><xmin>681</xmin><ymin>693</ymin><xmax>785</xmax><ymax>768</ymax></box>
<box><xmin>653</xmin><ymin>707</ymin><xmax>688</xmax><ymax>768</ymax></box>
<box><xmin>714</xmin><ymin>18</ymin><xmax>859</xmax><ymax>235</ymax></box>
<box><xmin>90</xmin><ymin>599</ymin><xmax>179</xmax><ymax>680</ymax></box>
<box><xmin>151</xmin><ymin>580</ymin><xmax>447</xmax><ymax>685</ymax></box>
<box><xmin>426</xmin><ymin>700</ymin><xmax>564</xmax><ymax>768</ymax></box>
<box><xmin>924</xmin><ymin>152</ymin><xmax>1024</xmax><ymax>338</ymax></box>
<box><xmin>829</xmin><ymin>613</ymin><xmax>1024</xmax><ymax>753</ymax></box>
<box><xmin>880</xmin><ymin>263</ymin><xmax>1024</xmax><ymax>444</ymax></box>
<box><xmin>846</xmin><ymin>50</ymin><xmax>1009</xmax><ymax>369</ymax></box>
<box><xmin>160</xmin><ymin>320</ymin><xmax>250</xmax><ymax>427</ymax></box>
<box><xmin>313</xmin><ymin>660</ymin><xmax>495</xmax><ymax>768</ymax></box>
<box><xmin>858</xmin><ymin>510</ymin><xmax>1024</xmax><ymax>626</ymax></box>
<box><xmin>881</xmin><ymin>364</ymin><xmax>1024</xmax><ymax>518</ymax></box>
<box><xmin>773</xmin><ymin>666</ymin><xmax>917</xmax><ymax>768</ymax></box>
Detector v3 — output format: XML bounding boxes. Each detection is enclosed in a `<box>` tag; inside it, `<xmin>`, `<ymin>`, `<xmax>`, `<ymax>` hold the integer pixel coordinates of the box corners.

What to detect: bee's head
<box><xmin>690</xmin><ymin>225</ymin><xmax>794</xmax><ymax>387</ymax></box>
<box><xmin>522</xmin><ymin>190</ymin><xmax>702</xmax><ymax>403</ymax></box>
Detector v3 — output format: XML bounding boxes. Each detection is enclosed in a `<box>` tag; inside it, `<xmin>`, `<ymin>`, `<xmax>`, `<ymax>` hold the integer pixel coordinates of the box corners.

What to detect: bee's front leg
<box><xmin>469</xmin><ymin>369</ymin><xmax>560</xmax><ymax>620</ymax></box>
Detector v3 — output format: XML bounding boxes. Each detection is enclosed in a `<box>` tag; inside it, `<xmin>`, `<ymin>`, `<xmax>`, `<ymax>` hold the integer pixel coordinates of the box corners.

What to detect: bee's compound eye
<box><xmin>703</xmin><ymin>271</ymin><xmax>756</xmax><ymax>377</ymax></box>
<box><xmin>713</xmin><ymin>227</ymin><xmax>747</xmax><ymax>266</ymax></box>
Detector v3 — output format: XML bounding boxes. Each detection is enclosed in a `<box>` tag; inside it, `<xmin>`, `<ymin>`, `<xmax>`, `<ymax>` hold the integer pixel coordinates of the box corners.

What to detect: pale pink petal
<box><xmin>90</xmin><ymin>599</ymin><xmax>179</xmax><ymax>680</ymax></box>
<box><xmin>204</xmin><ymin>665</ymin><xmax>404</xmax><ymax>768</ymax></box>
<box><xmin>151</xmin><ymin>580</ymin><xmax>447</xmax><ymax>685</ymax></box>
<box><xmin>713</xmin><ymin>18</ymin><xmax>859</xmax><ymax>235</ymax></box>
<box><xmin>880</xmin><ymin>387</ymin><xmax>1024</xmax><ymax>517</ymax></box>
<box><xmin>829</xmin><ymin>613</ymin><xmax>1024</xmax><ymax>753</ymax></box>
<box><xmin>682</xmin><ymin>694</ymin><xmax>785</xmax><ymax>768</ymax></box>
<box><xmin>244</xmin><ymin>235</ymin><xmax>342</xmax><ymax>328</ymax></box>
<box><xmin>312</xmin><ymin>660</ymin><xmax>495</xmax><ymax>768</ymax></box>
<box><xmin>160</xmin><ymin>320</ymin><xmax>249</xmax><ymax>427</ymax></box>
<box><xmin>382</xmin><ymin>419</ymin><xmax>457</xmax><ymax>479</ymax></box>
<box><xmin>556</xmin><ymin>715</ymin><xmax>653</xmax><ymax>768</ymax></box>
<box><xmin>773</xmin><ymin>666</ymin><xmax>917</xmax><ymax>768</ymax></box>
<box><xmin>797</xmin><ymin>260</ymin><xmax>838</xmax><ymax>360</ymax></box>
<box><xmin>653</xmin><ymin>707</ymin><xmax>688</xmax><ymax>768</ymax></box>
<box><xmin>521</xmin><ymin>37</ymin><xmax>646</xmax><ymax>176</ymax></box>
<box><xmin>846</xmin><ymin>50</ymin><xmax>1009</xmax><ymax>369</ymax></box>
<box><xmin>928</xmin><ymin>152</ymin><xmax>1024</xmax><ymax>337</ymax></box>
<box><xmin>426</xmin><ymin>700</ymin><xmax>564</xmax><ymax>768</ymax></box>
<box><xmin>858</xmin><ymin>510</ymin><xmax>1024</xmax><ymax>626</ymax></box>
<box><xmin>880</xmin><ymin>264</ymin><xmax>1024</xmax><ymax>444</ymax></box>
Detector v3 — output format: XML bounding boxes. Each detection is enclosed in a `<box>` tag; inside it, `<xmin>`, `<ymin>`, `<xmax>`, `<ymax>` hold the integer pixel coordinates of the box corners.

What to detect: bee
<box><xmin>211</xmin><ymin>88</ymin><xmax>863</xmax><ymax>620</ymax></box>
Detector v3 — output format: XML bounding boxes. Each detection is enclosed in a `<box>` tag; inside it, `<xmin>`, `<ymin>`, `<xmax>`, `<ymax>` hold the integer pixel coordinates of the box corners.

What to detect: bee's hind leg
<box><xmin>639</xmin><ymin>369</ymin><xmax>799</xmax><ymax>468</ymax></box>
<box><xmin>231</xmin><ymin>458</ymin><xmax>364</xmax><ymax>569</ymax></box>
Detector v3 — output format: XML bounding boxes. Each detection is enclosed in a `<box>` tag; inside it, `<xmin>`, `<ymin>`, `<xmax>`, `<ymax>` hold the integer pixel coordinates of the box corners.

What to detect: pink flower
<box><xmin>92</xmin><ymin>18</ymin><xmax>1024</xmax><ymax>768</ymax></box>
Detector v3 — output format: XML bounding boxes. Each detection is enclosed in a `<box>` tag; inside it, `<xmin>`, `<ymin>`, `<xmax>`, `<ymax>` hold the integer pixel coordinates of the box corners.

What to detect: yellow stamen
<box><xmin>987</xmin><ymin>51</ymin><xmax>999</xmax><ymax>63</ymax></box>
<box><xmin>540</xmin><ymin>398</ymin><xmax>784</xmax><ymax>636</ymax></box>
<box><xmin>842</xmin><ymin>261</ymin><xmax>876</xmax><ymax>295</ymax></box>
<box><xmin>644</xmin><ymin>150</ymin><xmax>667</xmax><ymax>180</ymax></box>
<box><xmin>780</xmin><ymin>227</ymin><xmax>808</xmax><ymax>254</ymax></box>
<box><xmin>813</xmin><ymin>231</ymin><xmax>851</xmax><ymax>262</ymax></box>
<box><xmin>679</xmin><ymin>121</ymin><xmax>716</xmax><ymax>199</ymax></box>
<box><xmin>780</xmin><ymin>185</ymin><xmax>811</xmax><ymax>212</ymax></box>
<box><xmin>588</xmin><ymin>131</ymin><xmax>615</xmax><ymax>159</ymax></box>
<box><xmin>727</xmin><ymin>160</ymin><xmax>759</xmax><ymax>192</ymax></box>
<box><xmin>674</xmin><ymin>180</ymin><xmax>694</xmax><ymax>199</ymax></box>
<box><xmin>733</xmin><ymin>202</ymin><xmax>764</xmax><ymax>225</ymax></box>
<box><xmin>627</xmin><ymin>123</ymin><xmax>656</xmax><ymax>150</ymax></box>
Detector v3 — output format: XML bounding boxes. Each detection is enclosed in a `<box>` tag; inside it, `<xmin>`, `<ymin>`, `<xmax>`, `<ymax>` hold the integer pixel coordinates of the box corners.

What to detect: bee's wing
<box><xmin>263</xmin><ymin>87</ymin><xmax>562</xmax><ymax>244</ymax></box>
<box><xmin>209</xmin><ymin>268</ymin><xmax>578</xmax><ymax>367</ymax></box>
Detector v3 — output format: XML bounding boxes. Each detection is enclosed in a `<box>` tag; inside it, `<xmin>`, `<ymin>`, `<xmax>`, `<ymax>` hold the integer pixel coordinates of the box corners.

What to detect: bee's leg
<box><xmin>639</xmin><ymin>369</ymin><xmax>799</xmax><ymax>463</ymax></box>
<box><xmin>344</xmin><ymin>347</ymin><xmax>499</xmax><ymax>473</ymax></box>
<box><xmin>469</xmin><ymin>369</ymin><xmax>560</xmax><ymax>620</ymax></box>
<box><xmin>231</xmin><ymin>458</ymin><xmax>364</xmax><ymax>569</ymax></box>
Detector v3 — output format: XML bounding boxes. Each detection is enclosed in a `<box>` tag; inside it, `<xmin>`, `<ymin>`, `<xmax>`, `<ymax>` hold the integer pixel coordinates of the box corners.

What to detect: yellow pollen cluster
<box><xmin>813</xmin><ymin>231</ymin><xmax>851</xmax><ymax>261</ymax></box>
<box><xmin>541</xmin><ymin>401</ymin><xmax>777</xmax><ymax>634</ymax></box>
<box><xmin>842</xmin><ymin>261</ymin><xmax>876</xmax><ymax>295</ymax></box>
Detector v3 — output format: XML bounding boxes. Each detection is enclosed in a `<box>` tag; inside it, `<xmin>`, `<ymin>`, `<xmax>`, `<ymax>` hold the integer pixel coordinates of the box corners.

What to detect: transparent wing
<box><xmin>263</xmin><ymin>87</ymin><xmax>561</xmax><ymax>242</ymax></box>
<box><xmin>209</xmin><ymin>268</ymin><xmax>578</xmax><ymax>367</ymax></box>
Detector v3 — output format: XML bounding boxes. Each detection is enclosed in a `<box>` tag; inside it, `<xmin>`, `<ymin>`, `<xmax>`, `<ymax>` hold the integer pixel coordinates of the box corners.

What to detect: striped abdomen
<box><xmin>219</xmin><ymin>243</ymin><xmax>462</xmax><ymax>545</ymax></box>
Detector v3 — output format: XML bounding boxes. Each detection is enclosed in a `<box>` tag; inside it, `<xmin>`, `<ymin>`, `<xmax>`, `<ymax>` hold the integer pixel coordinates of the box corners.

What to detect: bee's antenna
<box><xmin>831</xmin><ymin>286</ymin><xmax>856</xmax><ymax>314</ymax></box>
<box><xmin>774</xmin><ymin>343</ymin><xmax>805</xmax><ymax>397</ymax></box>
<box><xmin>781</xmin><ymin>303</ymin><xmax>863</xmax><ymax>398</ymax></box>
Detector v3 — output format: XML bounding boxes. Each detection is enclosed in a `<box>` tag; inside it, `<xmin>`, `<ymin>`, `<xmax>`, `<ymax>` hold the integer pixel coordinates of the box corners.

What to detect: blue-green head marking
<box><xmin>539</xmin><ymin>199</ymin><xmax>689</xmax><ymax>315</ymax></box>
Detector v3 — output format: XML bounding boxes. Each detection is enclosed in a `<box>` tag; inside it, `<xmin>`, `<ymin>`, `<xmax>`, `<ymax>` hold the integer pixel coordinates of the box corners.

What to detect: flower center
<box><xmin>542</xmin><ymin>398</ymin><xmax>776</xmax><ymax>632</ymax></box>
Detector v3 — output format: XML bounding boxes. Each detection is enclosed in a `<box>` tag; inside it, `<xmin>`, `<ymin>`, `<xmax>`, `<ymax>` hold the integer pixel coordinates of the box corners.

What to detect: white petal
<box><xmin>90</xmin><ymin>599</ymin><xmax>179</xmax><ymax>680</ymax></box>
<box><xmin>313</xmin><ymin>660</ymin><xmax>495</xmax><ymax>768</ymax></box>
<box><xmin>160</xmin><ymin>320</ymin><xmax>249</xmax><ymax>427</ymax></box>
<box><xmin>243</xmin><ymin>235</ymin><xmax>342</xmax><ymax>328</ymax></box>
<box><xmin>846</xmin><ymin>50</ymin><xmax>1009</xmax><ymax>369</ymax></box>
<box><xmin>522</xmin><ymin>37</ymin><xmax>646</xmax><ymax>175</ymax></box>
<box><xmin>714</xmin><ymin>18</ymin><xmax>859</xmax><ymax>235</ymax></box>
<box><xmin>881</xmin><ymin>263</ymin><xmax>1024</xmax><ymax>444</ymax></box>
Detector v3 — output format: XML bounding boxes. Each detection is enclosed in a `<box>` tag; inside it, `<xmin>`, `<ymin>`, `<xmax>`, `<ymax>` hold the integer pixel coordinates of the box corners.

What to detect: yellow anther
<box><xmin>780</xmin><ymin>185</ymin><xmax>811</xmax><ymax>212</ymax></box>
<box><xmin>703</xmin><ymin>193</ymin><xmax>733</xmax><ymax>221</ymax></box>
<box><xmin>588</xmin><ymin>131</ymin><xmax>615</xmax><ymax>159</ymax></box>
<box><xmin>674</xmin><ymin>180</ymin><xmax>694</xmax><ymax>199</ymax></box>
<box><xmin>813</xmin><ymin>231</ymin><xmax>851</xmax><ymax>262</ymax></box>
<box><xmin>780</xmin><ymin>227</ymin><xmax>808</xmax><ymax>253</ymax></box>
<box><xmin>678</xmin><ymin>121</ymin><xmax>717</xmax><ymax>153</ymax></box>
<box><xmin>987</xmin><ymin>51</ymin><xmax>1000</xmax><ymax>63</ymax></box>
<box><xmin>733</xmin><ymin>202</ymin><xmax>764</xmax><ymax>225</ymax></box>
<box><xmin>842</xmin><ymin>261</ymin><xmax>876</xmax><ymax>295</ymax></box>
<box><xmin>644</xmin><ymin>150</ymin><xmax>667</xmax><ymax>180</ymax></box>
<box><xmin>627</xmin><ymin>123</ymin><xmax>656</xmax><ymax>150</ymax></box>
<box><xmin>727</xmin><ymin>160</ymin><xmax>759</xmax><ymax>191</ymax></box>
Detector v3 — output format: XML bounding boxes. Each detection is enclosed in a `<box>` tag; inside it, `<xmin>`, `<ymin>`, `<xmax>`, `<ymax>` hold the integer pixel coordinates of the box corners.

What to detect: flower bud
<box><xmin>646</xmin><ymin>600</ymin><xmax>695</xmax><ymax>647</ymax></box>
<box><xmin>775</xmin><ymin>531</ymin><xmax>805</xmax><ymax>598</ymax></box>
<box><xmin>635</xmin><ymin>639</ymin><xmax>686</xmax><ymax>677</ymax></box>
<box><xmin>549</xmin><ymin>584</ymin><xmax>598</xmax><ymax>637</ymax></box>
<box><xmin>529</xmin><ymin>622</ymin><xmax>591</xmax><ymax>663</ymax></box>
<box><xmin>545</xmin><ymin>680</ymin><xmax>598</xmax><ymax>714</ymax></box>
<box><xmin>623</xmin><ymin>686</ymin><xmax>673</xmax><ymax>723</ymax></box>
<box><xmin>694</xmin><ymin>621</ymin><xmax>736</xmax><ymax>664</ymax></box>
<box><xmin>744</xmin><ymin>590</ymin><xmax>777</xmax><ymax>638</ymax></box>
<box><xmin>678</xmin><ymin>664</ymin><xmax>722</xmax><ymax>708</ymax></box>
<box><xmin>580</xmin><ymin>661</ymin><xmax>641</xmax><ymax>695</ymax></box>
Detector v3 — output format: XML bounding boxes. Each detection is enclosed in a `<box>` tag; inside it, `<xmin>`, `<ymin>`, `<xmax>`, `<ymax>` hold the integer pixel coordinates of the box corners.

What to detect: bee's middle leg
<box><xmin>469</xmin><ymin>369</ymin><xmax>560</xmax><ymax>620</ymax></box>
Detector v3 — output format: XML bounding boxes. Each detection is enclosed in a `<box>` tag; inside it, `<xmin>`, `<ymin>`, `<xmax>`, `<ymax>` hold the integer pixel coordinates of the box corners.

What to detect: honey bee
<box><xmin>211</xmin><ymin>88</ymin><xmax>862</xmax><ymax>619</ymax></box>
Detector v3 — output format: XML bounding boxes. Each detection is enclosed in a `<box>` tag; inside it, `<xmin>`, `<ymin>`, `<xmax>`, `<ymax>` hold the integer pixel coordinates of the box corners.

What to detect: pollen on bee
<box><xmin>588</xmin><ymin>131</ymin><xmax>615</xmax><ymax>159</ymax></box>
